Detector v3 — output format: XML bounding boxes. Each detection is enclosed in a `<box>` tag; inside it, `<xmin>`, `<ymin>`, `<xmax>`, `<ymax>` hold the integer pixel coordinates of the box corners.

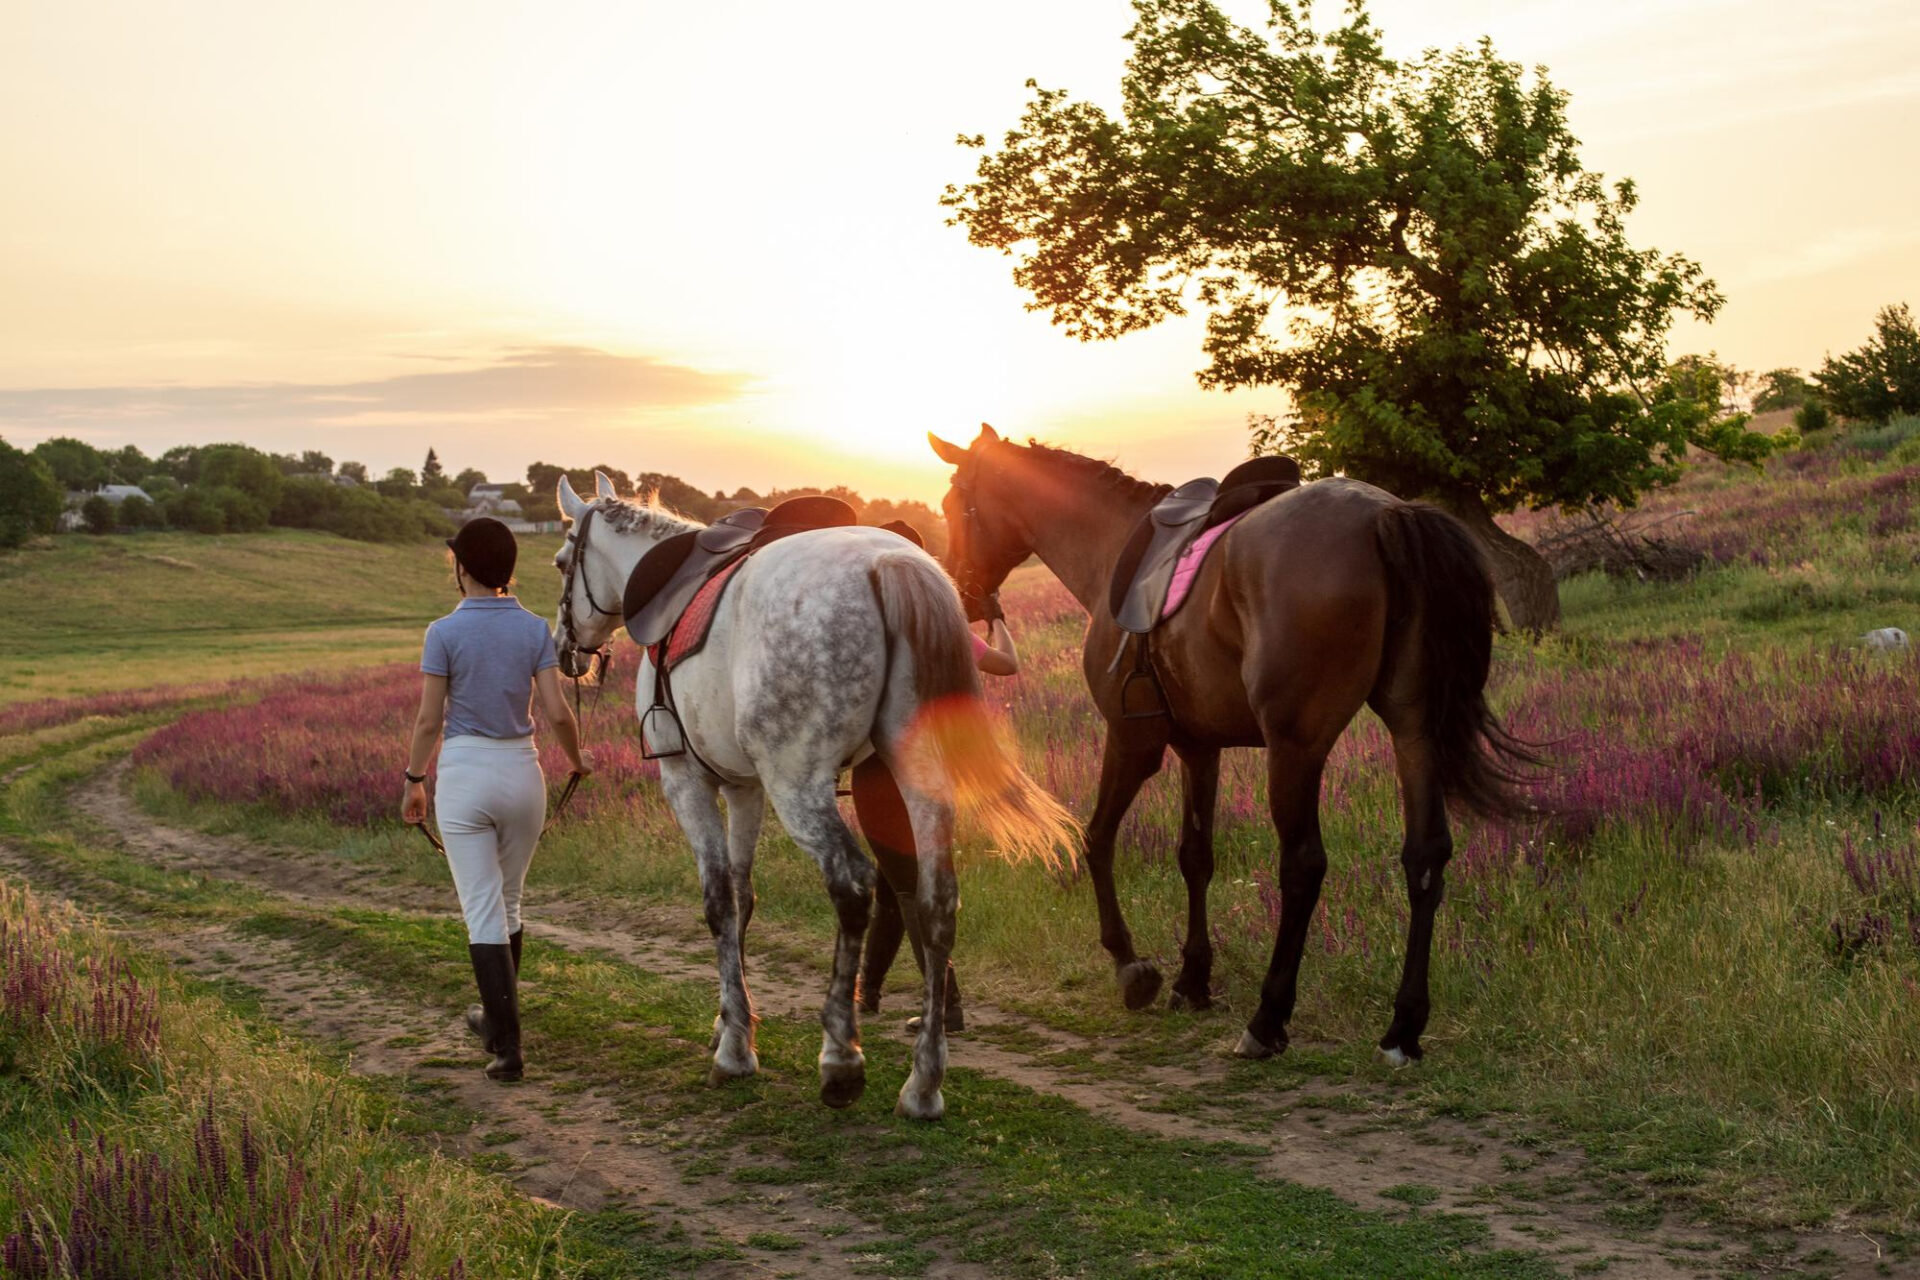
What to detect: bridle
<box><xmin>946</xmin><ymin>459</ymin><xmax>994</xmax><ymax>620</ymax></box>
<box><xmin>556</xmin><ymin>502</ymin><xmax>620</xmax><ymax>680</ymax></box>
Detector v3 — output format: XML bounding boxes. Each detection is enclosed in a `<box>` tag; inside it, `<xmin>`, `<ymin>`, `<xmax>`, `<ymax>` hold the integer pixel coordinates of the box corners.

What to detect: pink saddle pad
<box><xmin>1162</xmin><ymin>511</ymin><xmax>1247</xmax><ymax>620</ymax></box>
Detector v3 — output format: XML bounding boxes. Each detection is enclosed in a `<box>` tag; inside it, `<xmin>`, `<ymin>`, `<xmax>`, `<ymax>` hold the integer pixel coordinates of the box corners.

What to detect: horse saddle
<box><xmin>1108</xmin><ymin>456</ymin><xmax>1302</xmax><ymax>635</ymax></box>
<box><xmin>623</xmin><ymin>495</ymin><xmax>858</xmax><ymax>659</ymax></box>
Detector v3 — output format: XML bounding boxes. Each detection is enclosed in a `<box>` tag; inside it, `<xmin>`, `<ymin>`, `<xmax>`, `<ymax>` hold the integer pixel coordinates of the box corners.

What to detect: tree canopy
<box><xmin>1816</xmin><ymin>303</ymin><xmax>1920</xmax><ymax>424</ymax></box>
<box><xmin>0</xmin><ymin>437</ymin><xmax>63</xmax><ymax>548</ymax></box>
<box><xmin>943</xmin><ymin>0</ymin><xmax>1771</xmax><ymax>627</ymax></box>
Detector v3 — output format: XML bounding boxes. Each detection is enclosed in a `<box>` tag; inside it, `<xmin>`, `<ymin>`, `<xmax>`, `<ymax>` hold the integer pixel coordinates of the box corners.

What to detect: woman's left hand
<box><xmin>401</xmin><ymin>781</ymin><xmax>428</xmax><ymax>825</ymax></box>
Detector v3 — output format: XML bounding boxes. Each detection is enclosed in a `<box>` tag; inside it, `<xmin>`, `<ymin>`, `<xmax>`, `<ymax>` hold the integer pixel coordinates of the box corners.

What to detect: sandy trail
<box><xmin>29</xmin><ymin>758</ymin><xmax>1907</xmax><ymax>1279</ymax></box>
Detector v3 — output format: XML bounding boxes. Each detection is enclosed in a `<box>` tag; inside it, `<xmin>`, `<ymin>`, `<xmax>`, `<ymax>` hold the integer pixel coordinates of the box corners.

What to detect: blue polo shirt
<box><xmin>421</xmin><ymin>597</ymin><xmax>559</xmax><ymax>739</ymax></box>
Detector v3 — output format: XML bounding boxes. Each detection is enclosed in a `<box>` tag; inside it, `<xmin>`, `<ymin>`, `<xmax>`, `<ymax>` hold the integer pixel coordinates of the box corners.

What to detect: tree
<box><xmin>301</xmin><ymin>449</ymin><xmax>335</xmax><ymax>476</ymax></box>
<box><xmin>156</xmin><ymin>445</ymin><xmax>202</xmax><ymax>483</ymax></box>
<box><xmin>338</xmin><ymin>460</ymin><xmax>370</xmax><ymax>484</ymax></box>
<box><xmin>0</xmin><ymin>437</ymin><xmax>63</xmax><ymax>548</ymax></box>
<box><xmin>1752</xmin><ymin>368</ymin><xmax>1813</xmax><ymax>413</ymax></box>
<box><xmin>196</xmin><ymin>443</ymin><xmax>283</xmax><ymax>510</ymax></box>
<box><xmin>80</xmin><ymin>494</ymin><xmax>116</xmax><ymax>534</ymax></box>
<box><xmin>107</xmin><ymin>445</ymin><xmax>151</xmax><ymax>485</ymax></box>
<box><xmin>30</xmin><ymin>436</ymin><xmax>111</xmax><ymax>491</ymax></box>
<box><xmin>453</xmin><ymin>467</ymin><xmax>488</xmax><ymax>493</ymax></box>
<box><xmin>376</xmin><ymin>468</ymin><xmax>417</xmax><ymax>499</ymax></box>
<box><xmin>422</xmin><ymin>447</ymin><xmax>444</xmax><ymax>484</ymax></box>
<box><xmin>117</xmin><ymin>494</ymin><xmax>160</xmax><ymax>529</ymax></box>
<box><xmin>1816</xmin><ymin>303</ymin><xmax>1920</xmax><ymax>423</ymax></box>
<box><xmin>943</xmin><ymin>0</ymin><xmax>1773</xmax><ymax>630</ymax></box>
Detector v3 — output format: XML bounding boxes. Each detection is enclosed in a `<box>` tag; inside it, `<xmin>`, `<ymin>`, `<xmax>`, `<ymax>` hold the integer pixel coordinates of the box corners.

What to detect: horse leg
<box><xmin>713</xmin><ymin>781</ymin><xmax>764</xmax><ymax>1051</ymax></box>
<box><xmin>1086</xmin><ymin>726</ymin><xmax>1168</xmax><ymax>1009</ymax></box>
<box><xmin>1168</xmin><ymin>745</ymin><xmax>1221</xmax><ymax>1011</ymax></box>
<box><xmin>1237</xmin><ymin>744</ymin><xmax>1329</xmax><ymax>1058</ymax></box>
<box><xmin>766</xmin><ymin>781</ymin><xmax>875</xmax><ymax>1109</ymax></box>
<box><xmin>663</xmin><ymin>765</ymin><xmax>757</xmax><ymax>1083</ymax></box>
<box><xmin>1378</xmin><ymin>732</ymin><xmax>1452</xmax><ymax>1064</ymax></box>
<box><xmin>894</xmin><ymin>783</ymin><xmax>958</xmax><ymax>1120</ymax></box>
<box><xmin>723</xmin><ymin>782</ymin><xmax>764</xmax><ymax>945</ymax></box>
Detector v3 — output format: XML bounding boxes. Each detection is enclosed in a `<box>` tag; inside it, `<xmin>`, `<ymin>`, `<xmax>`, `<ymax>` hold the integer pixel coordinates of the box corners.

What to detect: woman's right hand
<box><xmin>572</xmin><ymin>748</ymin><xmax>597</xmax><ymax>778</ymax></box>
<box><xmin>401</xmin><ymin>781</ymin><xmax>428</xmax><ymax>825</ymax></box>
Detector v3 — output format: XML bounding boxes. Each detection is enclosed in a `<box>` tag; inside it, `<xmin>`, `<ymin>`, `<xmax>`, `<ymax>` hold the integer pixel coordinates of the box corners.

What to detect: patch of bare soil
<box><xmin>63</xmin><ymin>760</ymin><xmax>1915</xmax><ymax>1279</ymax></box>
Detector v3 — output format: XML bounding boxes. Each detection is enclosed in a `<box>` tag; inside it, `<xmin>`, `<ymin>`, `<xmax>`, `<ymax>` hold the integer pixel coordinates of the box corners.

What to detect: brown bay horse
<box><xmin>930</xmin><ymin>425</ymin><xmax>1535</xmax><ymax>1063</ymax></box>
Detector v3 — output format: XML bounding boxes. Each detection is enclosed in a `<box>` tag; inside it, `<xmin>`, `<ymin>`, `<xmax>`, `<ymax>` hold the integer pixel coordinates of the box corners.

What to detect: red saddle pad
<box><xmin>649</xmin><ymin>556</ymin><xmax>747</xmax><ymax>671</ymax></box>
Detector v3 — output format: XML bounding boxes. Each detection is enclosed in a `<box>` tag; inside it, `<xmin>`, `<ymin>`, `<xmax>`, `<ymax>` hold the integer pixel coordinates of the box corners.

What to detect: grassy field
<box><xmin>0</xmin><ymin>528</ymin><xmax>544</xmax><ymax>703</ymax></box>
<box><xmin>5</xmin><ymin>432</ymin><xmax>1920</xmax><ymax>1276</ymax></box>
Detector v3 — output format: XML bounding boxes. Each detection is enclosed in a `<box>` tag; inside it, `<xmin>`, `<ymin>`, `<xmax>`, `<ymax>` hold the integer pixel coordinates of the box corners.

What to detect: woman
<box><xmin>402</xmin><ymin>516</ymin><xmax>594</xmax><ymax>1081</ymax></box>
<box><xmin>856</xmin><ymin>528</ymin><xmax>1020</xmax><ymax>1031</ymax></box>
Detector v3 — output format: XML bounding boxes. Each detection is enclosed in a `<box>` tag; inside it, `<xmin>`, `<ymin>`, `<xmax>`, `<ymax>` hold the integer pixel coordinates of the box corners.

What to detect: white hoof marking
<box><xmin>895</xmin><ymin>1085</ymin><xmax>945</xmax><ymax>1121</ymax></box>
<box><xmin>1378</xmin><ymin>1045</ymin><xmax>1410</xmax><ymax>1068</ymax></box>
<box><xmin>1233</xmin><ymin>1030</ymin><xmax>1274</xmax><ymax>1060</ymax></box>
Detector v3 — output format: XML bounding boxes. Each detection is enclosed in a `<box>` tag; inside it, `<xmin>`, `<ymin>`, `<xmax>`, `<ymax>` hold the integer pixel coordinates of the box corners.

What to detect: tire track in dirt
<box><xmin>69</xmin><ymin>760</ymin><xmax>1910</xmax><ymax>1279</ymax></box>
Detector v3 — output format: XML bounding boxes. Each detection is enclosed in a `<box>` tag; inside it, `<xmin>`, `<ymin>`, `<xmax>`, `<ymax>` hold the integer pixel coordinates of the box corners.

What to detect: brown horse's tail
<box><xmin>1373</xmin><ymin>502</ymin><xmax>1542</xmax><ymax>819</ymax></box>
<box><xmin>869</xmin><ymin>554</ymin><xmax>1081</xmax><ymax>869</ymax></box>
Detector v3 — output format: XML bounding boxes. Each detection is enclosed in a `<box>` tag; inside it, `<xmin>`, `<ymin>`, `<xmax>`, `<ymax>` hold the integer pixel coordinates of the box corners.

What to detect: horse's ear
<box><xmin>557</xmin><ymin>474</ymin><xmax>588</xmax><ymax>522</ymax></box>
<box><xmin>928</xmin><ymin>432</ymin><xmax>969</xmax><ymax>466</ymax></box>
<box><xmin>593</xmin><ymin>470</ymin><xmax>617</xmax><ymax>499</ymax></box>
<box><xmin>975</xmin><ymin>423</ymin><xmax>1000</xmax><ymax>445</ymax></box>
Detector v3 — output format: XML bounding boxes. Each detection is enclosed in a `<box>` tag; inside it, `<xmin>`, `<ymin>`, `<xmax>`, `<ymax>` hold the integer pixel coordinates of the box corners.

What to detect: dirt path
<box><xmin>51</xmin><ymin>760</ymin><xmax>1913</xmax><ymax>1279</ymax></box>
<box><xmin>0</xmin><ymin>847</ymin><xmax>989</xmax><ymax>1280</ymax></box>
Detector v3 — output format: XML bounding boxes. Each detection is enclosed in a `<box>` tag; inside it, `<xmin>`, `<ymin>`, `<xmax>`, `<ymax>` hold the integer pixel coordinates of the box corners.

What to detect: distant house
<box><xmin>98</xmin><ymin>484</ymin><xmax>150</xmax><ymax>505</ymax></box>
<box><xmin>332</xmin><ymin>474</ymin><xmax>359</xmax><ymax>488</ymax></box>
<box><xmin>466</xmin><ymin>492</ymin><xmax>523</xmax><ymax>518</ymax></box>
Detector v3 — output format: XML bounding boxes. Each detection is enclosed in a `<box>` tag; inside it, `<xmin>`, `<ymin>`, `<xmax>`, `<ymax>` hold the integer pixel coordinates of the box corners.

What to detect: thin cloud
<box><xmin>0</xmin><ymin>345</ymin><xmax>750</xmax><ymax>431</ymax></box>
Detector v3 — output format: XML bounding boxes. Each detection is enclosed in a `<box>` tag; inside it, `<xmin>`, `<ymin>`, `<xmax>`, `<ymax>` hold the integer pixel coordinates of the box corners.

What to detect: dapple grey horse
<box><xmin>551</xmin><ymin>472</ymin><xmax>1077</xmax><ymax>1119</ymax></box>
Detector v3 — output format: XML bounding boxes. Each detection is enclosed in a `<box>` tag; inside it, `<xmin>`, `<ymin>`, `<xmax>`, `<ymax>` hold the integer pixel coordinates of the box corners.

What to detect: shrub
<box><xmin>199</xmin><ymin>485</ymin><xmax>269</xmax><ymax>533</ymax></box>
<box><xmin>116</xmin><ymin>494</ymin><xmax>161</xmax><ymax>529</ymax></box>
<box><xmin>80</xmin><ymin>494</ymin><xmax>116</xmax><ymax>534</ymax></box>
<box><xmin>168</xmin><ymin>489</ymin><xmax>227</xmax><ymax>534</ymax></box>
<box><xmin>1794</xmin><ymin>400</ymin><xmax>1831</xmax><ymax>435</ymax></box>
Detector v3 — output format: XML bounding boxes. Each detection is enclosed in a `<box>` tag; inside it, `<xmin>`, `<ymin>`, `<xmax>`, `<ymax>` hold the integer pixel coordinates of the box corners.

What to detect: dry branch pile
<box><xmin>1530</xmin><ymin>507</ymin><xmax>1704</xmax><ymax>581</ymax></box>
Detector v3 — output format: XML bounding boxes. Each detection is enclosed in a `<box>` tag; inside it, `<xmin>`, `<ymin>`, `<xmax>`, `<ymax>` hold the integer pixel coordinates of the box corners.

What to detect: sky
<box><xmin>2</xmin><ymin>0</ymin><xmax>1917</xmax><ymax>502</ymax></box>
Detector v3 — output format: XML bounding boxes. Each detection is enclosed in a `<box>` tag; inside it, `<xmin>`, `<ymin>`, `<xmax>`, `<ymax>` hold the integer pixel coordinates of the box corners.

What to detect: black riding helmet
<box><xmin>447</xmin><ymin>516</ymin><xmax>517</xmax><ymax>589</ymax></box>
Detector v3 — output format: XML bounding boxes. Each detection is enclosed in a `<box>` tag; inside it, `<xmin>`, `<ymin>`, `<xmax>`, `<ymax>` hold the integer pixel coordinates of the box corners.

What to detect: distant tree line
<box><xmin>0</xmin><ymin>435</ymin><xmax>950</xmax><ymax>556</ymax></box>
<box><xmin>1689</xmin><ymin>303</ymin><xmax>1920</xmax><ymax>437</ymax></box>
<box><xmin>521</xmin><ymin>461</ymin><xmax>948</xmax><ymax>556</ymax></box>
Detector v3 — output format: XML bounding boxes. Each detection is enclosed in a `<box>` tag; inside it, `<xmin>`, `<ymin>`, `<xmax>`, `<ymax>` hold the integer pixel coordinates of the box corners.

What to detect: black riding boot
<box><xmin>467</xmin><ymin>942</ymin><xmax>523</xmax><ymax>1081</ymax></box>
<box><xmin>898</xmin><ymin>893</ymin><xmax>964</xmax><ymax>1033</ymax></box>
<box><xmin>466</xmin><ymin>927</ymin><xmax>522</xmax><ymax>1049</ymax></box>
<box><xmin>859</xmin><ymin>889</ymin><xmax>907</xmax><ymax>1013</ymax></box>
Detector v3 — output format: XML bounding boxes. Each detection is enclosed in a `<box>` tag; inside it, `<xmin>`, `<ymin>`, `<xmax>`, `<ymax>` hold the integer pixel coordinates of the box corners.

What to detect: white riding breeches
<box><xmin>435</xmin><ymin>735</ymin><xmax>545</xmax><ymax>944</ymax></box>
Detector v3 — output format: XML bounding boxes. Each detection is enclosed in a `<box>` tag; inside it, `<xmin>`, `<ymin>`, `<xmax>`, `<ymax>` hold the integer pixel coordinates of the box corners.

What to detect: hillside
<box><xmin>0</xmin><ymin>528</ymin><xmax>563</xmax><ymax>703</ymax></box>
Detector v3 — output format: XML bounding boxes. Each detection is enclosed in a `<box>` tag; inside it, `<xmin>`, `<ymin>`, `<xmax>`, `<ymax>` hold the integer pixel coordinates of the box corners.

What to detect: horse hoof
<box><xmin>894</xmin><ymin>1086</ymin><xmax>945</xmax><ymax>1122</ymax></box>
<box><xmin>1168</xmin><ymin>986</ymin><xmax>1212</xmax><ymax>1013</ymax></box>
<box><xmin>819</xmin><ymin>1062</ymin><xmax>867</xmax><ymax>1110</ymax></box>
<box><xmin>1377</xmin><ymin>1044</ymin><xmax>1418</xmax><ymax>1068</ymax></box>
<box><xmin>1118</xmin><ymin>961</ymin><xmax>1163</xmax><ymax>1011</ymax></box>
<box><xmin>706</xmin><ymin>1049</ymin><xmax>758</xmax><ymax>1087</ymax></box>
<box><xmin>1233</xmin><ymin>1029</ymin><xmax>1278</xmax><ymax>1060</ymax></box>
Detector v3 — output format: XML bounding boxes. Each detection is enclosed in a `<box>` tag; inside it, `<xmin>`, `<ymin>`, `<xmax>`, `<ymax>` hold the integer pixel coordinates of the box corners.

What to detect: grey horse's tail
<box><xmin>869</xmin><ymin>554</ymin><xmax>1080</xmax><ymax>869</ymax></box>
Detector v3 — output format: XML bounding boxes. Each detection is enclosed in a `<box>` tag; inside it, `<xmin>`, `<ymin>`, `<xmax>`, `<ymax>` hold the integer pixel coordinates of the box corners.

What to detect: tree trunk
<box><xmin>1435</xmin><ymin>495</ymin><xmax>1561</xmax><ymax>634</ymax></box>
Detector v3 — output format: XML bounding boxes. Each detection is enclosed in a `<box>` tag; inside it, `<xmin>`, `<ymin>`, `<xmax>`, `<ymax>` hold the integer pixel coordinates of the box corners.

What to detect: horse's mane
<box><xmin>595</xmin><ymin>494</ymin><xmax>702</xmax><ymax>538</ymax></box>
<box><xmin>1013</xmin><ymin>439</ymin><xmax>1172</xmax><ymax>506</ymax></box>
